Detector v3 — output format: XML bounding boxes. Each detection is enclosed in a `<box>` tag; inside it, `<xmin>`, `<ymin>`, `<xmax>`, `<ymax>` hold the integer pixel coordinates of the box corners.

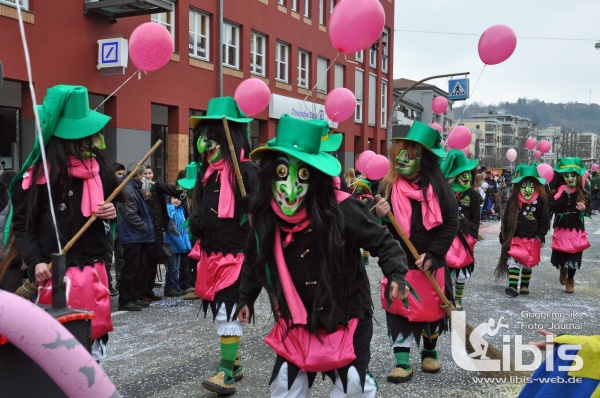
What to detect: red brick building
<box><xmin>0</xmin><ymin>0</ymin><xmax>394</xmax><ymax>182</ymax></box>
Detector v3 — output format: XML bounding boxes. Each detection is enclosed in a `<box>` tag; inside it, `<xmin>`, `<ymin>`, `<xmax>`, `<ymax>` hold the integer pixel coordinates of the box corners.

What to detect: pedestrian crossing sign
<box><xmin>448</xmin><ymin>78</ymin><xmax>469</xmax><ymax>100</ymax></box>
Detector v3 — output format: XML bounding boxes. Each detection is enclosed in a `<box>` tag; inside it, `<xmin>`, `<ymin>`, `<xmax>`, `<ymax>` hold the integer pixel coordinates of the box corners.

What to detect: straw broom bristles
<box><xmin>14</xmin><ymin>140</ymin><xmax>163</xmax><ymax>299</ymax></box>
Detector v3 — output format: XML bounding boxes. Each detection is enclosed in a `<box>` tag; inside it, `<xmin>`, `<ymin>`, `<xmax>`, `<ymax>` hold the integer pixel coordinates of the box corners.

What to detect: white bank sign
<box><xmin>269</xmin><ymin>94</ymin><xmax>338</xmax><ymax>128</ymax></box>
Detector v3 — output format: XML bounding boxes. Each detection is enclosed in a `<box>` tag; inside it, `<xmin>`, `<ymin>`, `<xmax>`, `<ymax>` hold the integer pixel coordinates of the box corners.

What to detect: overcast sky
<box><xmin>392</xmin><ymin>0</ymin><xmax>600</xmax><ymax>106</ymax></box>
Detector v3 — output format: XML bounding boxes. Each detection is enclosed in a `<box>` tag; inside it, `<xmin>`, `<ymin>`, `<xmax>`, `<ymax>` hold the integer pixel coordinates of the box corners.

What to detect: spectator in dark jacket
<box><xmin>116</xmin><ymin>162</ymin><xmax>155</xmax><ymax>311</ymax></box>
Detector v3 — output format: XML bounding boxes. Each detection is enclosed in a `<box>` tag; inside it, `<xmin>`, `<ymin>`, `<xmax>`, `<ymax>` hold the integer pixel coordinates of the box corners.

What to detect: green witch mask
<box><xmin>450</xmin><ymin>171</ymin><xmax>472</xmax><ymax>192</ymax></box>
<box><xmin>272</xmin><ymin>155</ymin><xmax>310</xmax><ymax>216</ymax></box>
<box><xmin>395</xmin><ymin>149</ymin><xmax>422</xmax><ymax>179</ymax></box>
<box><xmin>196</xmin><ymin>133</ymin><xmax>222</xmax><ymax>163</ymax></box>
<box><xmin>519</xmin><ymin>180</ymin><xmax>536</xmax><ymax>201</ymax></box>
<box><xmin>562</xmin><ymin>172</ymin><xmax>578</xmax><ymax>188</ymax></box>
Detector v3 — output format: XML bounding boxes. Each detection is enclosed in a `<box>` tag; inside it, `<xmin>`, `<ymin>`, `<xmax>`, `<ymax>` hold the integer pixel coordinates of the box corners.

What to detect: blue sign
<box><xmin>101</xmin><ymin>41</ymin><xmax>119</xmax><ymax>64</ymax></box>
<box><xmin>448</xmin><ymin>78</ymin><xmax>469</xmax><ymax>100</ymax></box>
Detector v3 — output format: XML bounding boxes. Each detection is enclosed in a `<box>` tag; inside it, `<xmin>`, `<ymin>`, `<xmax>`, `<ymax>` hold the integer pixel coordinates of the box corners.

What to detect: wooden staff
<box><xmin>221</xmin><ymin>116</ymin><xmax>247</xmax><ymax>197</ymax></box>
<box><xmin>374</xmin><ymin>194</ymin><xmax>510</xmax><ymax>371</ymax></box>
<box><xmin>15</xmin><ymin>140</ymin><xmax>163</xmax><ymax>299</ymax></box>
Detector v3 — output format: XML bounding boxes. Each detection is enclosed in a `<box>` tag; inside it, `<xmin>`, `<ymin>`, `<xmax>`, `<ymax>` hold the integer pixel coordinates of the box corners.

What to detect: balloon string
<box><xmin>95</xmin><ymin>69</ymin><xmax>144</xmax><ymax>111</ymax></box>
<box><xmin>299</xmin><ymin>52</ymin><xmax>341</xmax><ymax>119</ymax></box>
<box><xmin>444</xmin><ymin>64</ymin><xmax>486</xmax><ymax>149</ymax></box>
<box><xmin>15</xmin><ymin>1</ymin><xmax>62</xmax><ymax>252</ymax></box>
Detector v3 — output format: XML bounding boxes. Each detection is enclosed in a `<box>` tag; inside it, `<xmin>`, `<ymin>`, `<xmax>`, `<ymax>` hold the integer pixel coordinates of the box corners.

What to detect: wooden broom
<box><xmin>15</xmin><ymin>140</ymin><xmax>163</xmax><ymax>299</ymax></box>
<box><xmin>375</xmin><ymin>195</ymin><xmax>517</xmax><ymax>376</ymax></box>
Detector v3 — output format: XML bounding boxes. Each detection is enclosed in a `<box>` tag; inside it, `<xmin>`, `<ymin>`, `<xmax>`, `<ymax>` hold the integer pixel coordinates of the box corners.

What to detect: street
<box><xmin>102</xmin><ymin>214</ymin><xmax>600</xmax><ymax>397</ymax></box>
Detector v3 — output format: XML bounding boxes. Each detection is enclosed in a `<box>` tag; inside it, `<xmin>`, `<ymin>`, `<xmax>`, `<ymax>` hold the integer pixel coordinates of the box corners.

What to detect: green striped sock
<box><xmin>520</xmin><ymin>268</ymin><xmax>532</xmax><ymax>288</ymax></box>
<box><xmin>508</xmin><ymin>268</ymin><xmax>520</xmax><ymax>289</ymax></box>
<box><xmin>219</xmin><ymin>336</ymin><xmax>240</xmax><ymax>377</ymax></box>
<box><xmin>455</xmin><ymin>282</ymin><xmax>465</xmax><ymax>305</ymax></box>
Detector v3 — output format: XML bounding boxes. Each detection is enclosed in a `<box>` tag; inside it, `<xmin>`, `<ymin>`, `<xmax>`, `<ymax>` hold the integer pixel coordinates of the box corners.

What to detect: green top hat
<box><xmin>440</xmin><ymin>149</ymin><xmax>478</xmax><ymax>179</ymax></box>
<box><xmin>512</xmin><ymin>164</ymin><xmax>546</xmax><ymax>185</ymax></box>
<box><xmin>391</xmin><ymin>120</ymin><xmax>447</xmax><ymax>159</ymax></box>
<box><xmin>37</xmin><ymin>85</ymin><xmax>111</xmax><ymax>140</ymax></box>
<box><xmin>190</xmin><ymin>96</ymin><xmax>253</xmax><ymax>129</ymax></box>
<box><xmin>250</xmin><ymin>114</ymin><xmax>341</xmax><ymax>177</ymax></box>
<box><xmin>307</xmin><ymin>119</ymin><xmax>343</xmax><ymax>152</ymax></box>
<box><xmin>177</xmin><ymin>162</ymin><xmax>199</xmax><ymax>190</ymax></box>
<box><xmin>9</xmin><ymin>84</ymin><xmax>111</xmax><ymax>196</ymax></box>
<box><xmin>352</xmin><ymin>179</ymin><xmax>371</xmax><ymax>193</ymax></box>
<box><xmin>554</xmin><ymin>157</ymin><xmax>586</xmax><ymax>176</ymax></box>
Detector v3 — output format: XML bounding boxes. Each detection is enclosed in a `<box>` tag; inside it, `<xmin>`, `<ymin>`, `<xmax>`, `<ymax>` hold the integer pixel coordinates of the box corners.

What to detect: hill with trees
<box><xmin>454</xmin><ymin>99</ymin><xmax>600</xmax><ymax>134</ymax></box>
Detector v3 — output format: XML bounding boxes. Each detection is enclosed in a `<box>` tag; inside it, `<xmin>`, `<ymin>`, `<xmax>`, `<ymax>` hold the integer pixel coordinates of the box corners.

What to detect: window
<box><xmin>317</xmin><ymin>57</ymin><xmax>328</xmax><ymax>93</ymax></box>
<box><xmin>291</xmin><ymin>0</ymin><xmax>298</xmax><ymax>11</ymax></box>
<box><xmin>355</xmin><ymin>69</ymin><xmax>364</xmax><ymax>123</ymax></box>
<box><xmin>319</xmin><ymin>0</ymin><xmax>325</xmax><ymax>25</ymax></box>
<box><xmin>152</xmin><ymin>11</ymin><xmax>175</xmax><ymax>45</ymax></box>
<box><xmin>222</xmin><ymin>22</ymin><xmax>240</xmax><ymax>69</ymax></box>
<box><xmin>189</xmin><ymin>10</ymin><xmax>210</xmax><ymax>60</ymax></box>
<box><xmin>304</xmin><ymin>0</ymin><xmax>310</xmax><ymax>17</ymax></box>
<box><xmin>251</xmin><ymin>32</ymin><xmax>267</xmax><ymax>76</ymax></box>
<box><xmin>368</xmin><ymin>73</ymin><xmax>376</xmax><ymax>125</ymax></box>
<box><xmin>1</xmin><ymin>0</ymin><xmax>28</xmax><ymax>10</ymax></box>
<box><xmin>334</xmin><ymin>63</ymin><xmax>344</xmax><ymax>88</ymax></box>
<box><xmin>356</xmin><ymin>50</ymin><xmax>364</xmax><ymax>63</ymax></box>
<box><xmin>278</xmin><ymin>0</ymin><xmax>285</xmax><ymax>4</ymax></box>
<box><xmin>369</xmin><ymin>43</ymin><xmax>377</xmax><ymax>68</ymax></box>
<box><xmin>276</xmin><ymin>41</ymin><xmax>290</xmax><ymax>83</ymax></box>
<box><xmin>298</xmin><ymin>50</ymin><xmax>310</xmax><ymax>88</ymax></box>
<box><xmin>381</xmin><ymin>79</ymin><xmax>388</xmax><ymax>128</ymax></box>
<box><xmin>381</xmin><ymin>28</ymin><xmax>389</xmax><ymax>73</ymax></box>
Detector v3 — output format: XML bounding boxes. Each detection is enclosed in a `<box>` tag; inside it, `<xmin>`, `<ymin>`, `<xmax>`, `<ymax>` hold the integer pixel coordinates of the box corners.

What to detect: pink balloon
<box><xmin>440</xmin><ymin>139</ymin><xmax>446</xmax><ymax>147</ymax></box>
<box><xmin>429</xmin><ymin>123</ymin><xmax>442</xmax><ymax>134</ymax></box>
<box><xmin>462</xmin><ymin>148</ymin><xmax>470</xmax><ymax>157</ymax></box>
<box><xmin>478</xmin><ymin>24</ymin><xmax>517</xmax><ymax>65</ymax></box>
<box><xmin>506</xmin><ymin>148</ymin><xmax>517</xmax><ymax>163</ymax></box>
<box><xmin>234</xmin><ymin>78</ymin><xmax>271</xmax><ymax>116</ymax></box>
<box><xmin>129</xmin><ymin>22</ymin><xmax>174</xmax><ymax>72</ymax></box>
<box><xmin>537</xmin><ymin>163</ymin><xmax>554</xmax><ymax>182</ymax></box>
<box><xmin>534</xmin><ymin>150</ymin><xmax>541</xmax><ymax>158</ymax></box>
<box><xmin>525</xmin><ymin>137</ymin><xmax>537</xmax><ymax>151</ymax></box>
<box><xmin>585</xmin><ymin>171</ymin><xmax>590</xmax><ymax>178</ymax></box>
<box><xmin>432</xmin><ymin>97</ymin><xmax>448</xmax><ymax>115</ymax></box>
<box><xmin>356</xmin><ymin>150</ymin><xmax>376</xmax><ymax>172</ymax></box>
<box><xmin>538</xmin><ymin>140</ymin><xmax>551</xmax><ymax>154</ymax></box>
<box><xmin>325</xmin><ymin>88</ymin><xmax>357</xmax><ymax>122</ymax></box>
<box><xmin>364</xmin><ymin>154</ymin><xmax>390</xmax><ymax>180</ymax></box>
<box><xmin>592</xmin><ymin>164</ymin><xmax>599</xmax><ymax>172</ymax></box>
<box><xmin>447</xmin><ymin>126</ymin><xmax>472</xmax><ymax>149</ymax></box>
<box><xmin>329</xmin><ymin>0</ymin><xmax>385</xmax><ymax>53</ymax></box>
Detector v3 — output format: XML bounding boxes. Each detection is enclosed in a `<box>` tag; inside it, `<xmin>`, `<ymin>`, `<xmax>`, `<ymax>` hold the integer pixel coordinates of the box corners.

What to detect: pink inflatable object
<box><xmin>325</xmin><ymin>87</ymin><xmax>356</xmax><ymax>122</ymax></box>
<box><xmin>431</xmin><ymin>97</ymin><xmax>448</xmax><ymax>115</ymax></box>
<box><xmin>234</xmin><ymin>78</ymin><xmax>271</xmax><ymax>116</ymax></box>
<box><xmin>478</xmin><ymin>24</ymin><xmax>517</xmax><ymax>65</ymax></box>
<box><xmin>525</xmin><ymin>137</ymin><xmax>537</xmax><ymax>151</ymax></box>
<box><xmin>129</xmin><ymin>22</ymin><xmax>173</xmax><ymax>72</ymax></box>
<box><xmin>329</xmin><ymin>0</ymin><xmax>385</xmax><ymax>53</ymax></box>
<box><xmin>356</xmin><ymin>150</ymin><xmax>376</xmax><ymax>172</ymax></box>
<box><xmin>0</xmin><ymin>291</ymin><xmax>118</xmax><ymax>397</ymax></box>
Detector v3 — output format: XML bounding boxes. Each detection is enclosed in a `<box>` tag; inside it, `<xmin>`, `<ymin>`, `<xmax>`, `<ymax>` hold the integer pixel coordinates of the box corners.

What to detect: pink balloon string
<box><xmin>300</xmin><ymin>52</ymin><xmax>341</xmax><ymax>117</ymax></box>
<box><xmin>95</xmin><ymin>69</ymin><xmax>144</xmax><ymax>111</ymax></box>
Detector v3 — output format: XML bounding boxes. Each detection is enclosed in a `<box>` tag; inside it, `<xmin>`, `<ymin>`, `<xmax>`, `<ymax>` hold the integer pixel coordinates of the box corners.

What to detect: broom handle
<box><xmin>53</xmin><ymin>140</ymin><xmax>163</xmax><ymax>262</ymax></box>
<box><xmin>375</xmin><ymin>195</ymin><xmax>454</xmax><ymax>310</ymax></box>
<box><xmin>222</xmin><ymin>116</ymin><xmax>247</xmax><ymax>198</ymax></box>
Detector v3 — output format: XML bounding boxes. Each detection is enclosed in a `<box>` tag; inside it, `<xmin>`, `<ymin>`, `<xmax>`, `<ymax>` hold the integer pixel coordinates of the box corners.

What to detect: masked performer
<box><xmin>10</xmin><ymin>85</ymin><xmax>118</xmax><ymax>360</ymax></box>
<box><xmin>237</xmin><ymin>114</ymin><xmax>408</xmax><ymax>397</ymax></box>
<box><xmin>374</xmin><ymin>121</ymin><xmax>458</xmax><ymax>383</ymax></box>
<box><xmin>497</xmin><ymin>164</ymin><xmax>549</xmax><ymax>297</ymax></box>
<box><xmin>189</xmin><ymin>97</ymin><xmax>259</xmax><ymax>395</ymax></box>
<box><xmin>440</xmin><ymin>149</ymin><xmax>480</xmax><ymax>310</ymax></box>
<box><xmin>550</xmin><ymin>157</ymin><xmax>591</xmax><ymax>293</ymax></box>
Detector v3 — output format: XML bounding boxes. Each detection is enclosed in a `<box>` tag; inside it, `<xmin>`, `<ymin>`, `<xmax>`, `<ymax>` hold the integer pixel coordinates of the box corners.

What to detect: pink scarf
<box><xmin>203</xmin><ymin>158</ymin><xmax>235</xmax><ymax>218</ymax></box>
<box><xmin>391</xmin><ymin>178</ymin><xmax>442</xmax><ymax>238</ymax></box>
<box><xmin>553</xmin><ymin>185</ymin><xmax>576</xmax><ymax>201</ymax></box>
<box><xmin>22</xmin><ymin>157</ymin><xmax>103</xmax><ymax>217</ymax></box>
<box><xmin>271</xmin><ymin>200</ymin><xmax>310</xmax><ymax>325</ymax></box>
<box><xmin>518</xmin><ymin>191</ymin><xmax>540</xmax><ymax>208</ymax></box>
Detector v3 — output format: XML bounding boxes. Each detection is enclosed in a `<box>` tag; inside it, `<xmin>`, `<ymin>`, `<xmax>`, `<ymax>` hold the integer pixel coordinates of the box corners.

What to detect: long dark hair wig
<box><xmin>246</xmin><ymin>151</ymin><xmax>347</xmax><ymax>328</ymax></box>
<box><xmin>191</xmin><ymin>120</ymin><xmax>251</xmax><ymax>213</ymax></box>
<box><xmin>380</xmin><ymin>140</ymin><xmax>456</xmax><ymax>217</ymax></box>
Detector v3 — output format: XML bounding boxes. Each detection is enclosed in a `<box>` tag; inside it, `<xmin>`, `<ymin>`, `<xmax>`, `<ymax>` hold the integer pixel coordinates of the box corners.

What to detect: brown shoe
<box><xmin>565</xmin><ymin>278</ymin><xmax>574</xmax><ymax>293</ymax></box>
<box><xmin>559</xmin><ymin>266</ymin><xmax>568</xmax><ymax>286</ymax></box>
<box><xmin>387</xmin><ymin>366</ymin><xmax>413</xmax><ymax>383</ymax></box>
<box><xmin>421</xmin><ymin>349</ymin><xmax>441</xmax><ymax>373</ymax></box>
<box><xmin>202</xmin><ymin>371</ymin><xmax>236</xmax><ymax>395</ymax></box>
<box><xmin>183</xmin><ymin>291</ymin><xmax>199</xmax><ymax>300</ymax></box>
<box><xmin>519</xmin><ymin>286</ymin><xmax>529</xmax><ymax>295</ymax></box>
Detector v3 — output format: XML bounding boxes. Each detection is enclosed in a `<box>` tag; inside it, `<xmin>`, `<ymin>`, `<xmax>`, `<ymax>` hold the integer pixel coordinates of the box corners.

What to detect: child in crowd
<box><xmin>164</xmin><ymin>196</ymin><xmax>192</xmax><ymax>297</ymax></box>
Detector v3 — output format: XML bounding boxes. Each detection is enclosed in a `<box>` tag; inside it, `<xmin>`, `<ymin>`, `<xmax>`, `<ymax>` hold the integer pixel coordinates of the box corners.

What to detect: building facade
<box><xmin>0</xmin><ymin>0</ymin><xmax>394</xmax><ymax>181</ymax></box>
